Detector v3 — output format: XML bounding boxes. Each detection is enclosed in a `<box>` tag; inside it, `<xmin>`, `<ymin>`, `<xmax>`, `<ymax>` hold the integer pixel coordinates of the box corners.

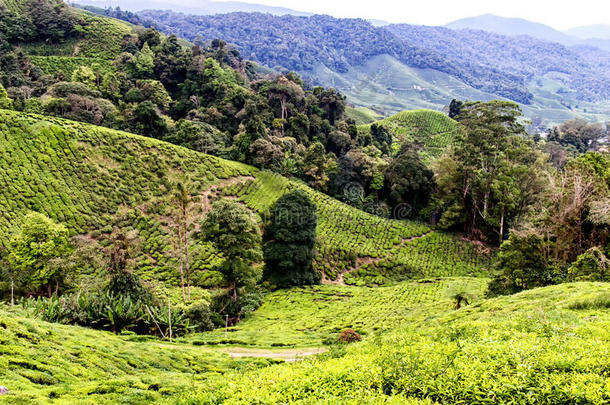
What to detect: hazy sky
<box><xmin>216</xmin><ymin>0</ymin><xmax>609</xmax><ymax>30</ymax></box>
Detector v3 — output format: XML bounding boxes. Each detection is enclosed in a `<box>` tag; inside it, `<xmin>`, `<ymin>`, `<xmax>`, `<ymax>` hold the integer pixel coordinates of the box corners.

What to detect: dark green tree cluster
<box><xmin>263</xmin><ymin>190</ymin><xmax>319</xmax><ymax>287</ymax></box>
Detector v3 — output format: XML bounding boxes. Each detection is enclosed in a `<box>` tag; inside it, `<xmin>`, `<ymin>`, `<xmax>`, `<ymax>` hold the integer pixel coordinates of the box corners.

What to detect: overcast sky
<box><xmin>216</xmin><ymin>0</ymin><xmax>609</xmax><ymax>30</ymax></box>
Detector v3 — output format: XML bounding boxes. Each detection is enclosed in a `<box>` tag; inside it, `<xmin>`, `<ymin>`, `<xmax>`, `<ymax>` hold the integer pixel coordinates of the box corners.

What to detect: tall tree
<box><xmin>8</xmin><ymin>212</ymin><xmax>71</xmax><ymax>297</ymax></box>
<box><xmin>263</xmin><ymin>190</ymin><xmax>319</xmax><ymax>287</ymax></box>
<box><xmin>199</xmin><ymin>200</ymin><xmax>262</xmax><ymax>301</ymax></box>
<box><xmin>173</xmin><ymin>181</ymin><xmax>192</xmax><ymax>301</ymax></box>
<box><xmin>434</xmin><ymin>101</ymin><xmax>547</xmax><ymax>243</ymax></box>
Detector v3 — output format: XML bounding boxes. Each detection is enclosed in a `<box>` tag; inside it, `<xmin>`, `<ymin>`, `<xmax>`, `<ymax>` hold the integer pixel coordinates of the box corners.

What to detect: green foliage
<box><xmin>435</xmin><ymin>101</ymin><xmax>548</xmax><ymax>243</ymax></box>
<box><xmin>568</xmin><ymin>247</ymin><xmax>609</xmax><ymax>282</ymax></box>
<box><xmin>488</xmin><ymin>233</ymin><xmax>554</xmax><ymax>296</ymax></box>
<box><xmin>182</xmin><ymin>282</ymin><xmax>610</xmax><ymax>404</ymax></box>
<box><xmin>0</xmin><ymin>305</ymin><xmax>272</xmax><ymax>403</ymax></box>
<box><xmin>200</xmin><ymin>199</ymin><xmax>263</xmax><ymax>302</ymax></box>
<box><xmin>189</xmin><ymin>278</ymin><xmax>488</xmax><ymax>347</ymax></box>
<box><xmin>0</xmin><ymin>83</ymin><xmax>13</xmax><ymax>109</ymax></box>
<box><xmin>8</xmin><ymin>212</ymin><xmax>71</xmax><ymax>294</ymax></box>
<box><xmin>263</xmin><ymin>190</ymin><xmax>319</xmax><ymax>287</ymax></box>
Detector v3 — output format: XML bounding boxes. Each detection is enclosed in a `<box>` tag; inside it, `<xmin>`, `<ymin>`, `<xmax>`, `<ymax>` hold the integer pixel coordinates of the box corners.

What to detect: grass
<box><xmin>345</xmin><ymin>106</ymin><xmax>383</xmax><ymax>125</ymax></box>
<box><xmin>185</xmin><ymin>277</ymin><xmax>489</xmax><ymax>347</ymax></box>
<box><xmin>0</xmin><ymin>109</ymin><xmax>491</xmax><ymax>290</ymax></box>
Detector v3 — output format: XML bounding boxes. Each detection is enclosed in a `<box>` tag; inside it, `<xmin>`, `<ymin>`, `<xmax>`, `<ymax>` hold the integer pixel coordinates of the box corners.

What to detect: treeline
<box><xmin>438</xmin><ymin>101</ymin><xmax>609</xmax><ymax>296</ymax></box>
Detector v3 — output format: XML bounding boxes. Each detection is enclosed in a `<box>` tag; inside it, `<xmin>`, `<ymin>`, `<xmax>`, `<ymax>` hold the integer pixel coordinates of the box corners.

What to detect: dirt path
<box><xmin>222</xmin><ymin>347</ymin><xmax>327</xmax><ymax>362</ymax></box>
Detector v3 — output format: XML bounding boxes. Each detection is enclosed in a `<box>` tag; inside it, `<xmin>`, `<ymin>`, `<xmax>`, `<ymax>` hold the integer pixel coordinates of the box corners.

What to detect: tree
<box><xmin>71</xmin><ymin>66</ymin><xmax>96</xmax><ymax>87</ymax></box>
<box><xmin>8</xmin><ymin>212</ymin><xmax>71</xmax><ymax>297</ymax></box>
<box><xmin>487</xmin><ymin>232</ymin><xmax>556</xmax><ymax>296</ymax></box>
<box><xmin>105</xmin><ymin>228</ymin><xmax>151</xmax><ymax>303</ymax></box>
<box><xmin>264</xmin><ymin>190</ymin><xmax>319</xmax><ymax>287</ymax></box>
<box><xmin>434</xmin><ymin>101</ymin><xmax>547</xmax><ymax>243</ymax></box>
<box><xmin>0</xmin><ymin>247</ymin><xmax>19</xmax><ymax>305</ymax></box>
<box><xmin>384</xmin><ymin>146</ymin><xmax>435</xmax><ymax>217</ymax></box>
<box><xmin>135</xmin><ymin>42</ymin><xmax>155</xmax><ymax>78</ymax></box>
<box><xmin>265</xmin><ymin>75</ymin><xmax>304</xmax><ymax>136</ymax></box>
<box><xmin>448</xmin><ymin>99</ymin><xmax>463</xmax><ymax>119</ymax></box>
<box><xmin>199</xmin><ymin>200</ymin><xmax>262</xmax><ymax>301</ymax></box>
<box><xmin>173</xmin><ymin>182</ymin><xmax>193</xmax><ymax>301</ymax></box>
<box><xmin>131</xmin><ymin>101</ymin><xmax>167</xmax><ymax>138</ymax></box>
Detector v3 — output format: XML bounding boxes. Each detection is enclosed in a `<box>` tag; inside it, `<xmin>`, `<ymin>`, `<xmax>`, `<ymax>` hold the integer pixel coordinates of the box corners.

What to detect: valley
<box><xmin>0</xmin><ymin>0</ymin><xmax>608</xmax><ymax>403</ymax></box>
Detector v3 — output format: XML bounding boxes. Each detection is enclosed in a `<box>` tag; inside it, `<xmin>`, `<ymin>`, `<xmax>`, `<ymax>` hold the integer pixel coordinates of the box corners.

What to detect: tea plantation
<box><xmin>358</xmin><ymin>109</ymin><xmax>463</xmax><ymax>161</ymax></box>
<box><xmin>0</xmin><ymin>110</ymin><xmax>491</xmax><ymax>287</ymax></box>
<box><xmin>185</xmin><ymin>277</ymin><xmax>489</xmax><ymax>347</ymax></box>
<box><xmin>2</xmin><ymin>282</ymin><xmax>609</xmax><ymax>403</ymax></box>
<box><xmin>180</xmin><ymin>282</ymin><xmax>610</xmax><ymax>404</ymax></box>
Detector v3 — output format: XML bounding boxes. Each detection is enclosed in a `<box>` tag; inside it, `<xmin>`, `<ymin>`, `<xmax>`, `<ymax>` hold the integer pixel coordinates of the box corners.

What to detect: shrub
<box><xmin>337</xmin><ymin>328</ymin><xmax>362</xmax><ymax>343</ymax></box>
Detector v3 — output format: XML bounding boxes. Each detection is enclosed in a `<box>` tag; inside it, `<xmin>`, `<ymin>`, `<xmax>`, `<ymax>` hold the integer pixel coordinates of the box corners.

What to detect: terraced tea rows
<box><xmin>217</xmin><ymin>172</ymin><xmax>492</xmax><ymax>284</ymax></box>
<box><xmin>0</xmin><ymin>110</ymin><xmax>491</xmax><ymax>287</ymax></box>
<box><xmin>186</xmin><ymin>277</ymin><xmax>489</xmax><ymax>347</ymax></box>
<box><xmin>358</xmin><ymin>109</ymin><xmax>463</xmax><ymax>161</ymax></box>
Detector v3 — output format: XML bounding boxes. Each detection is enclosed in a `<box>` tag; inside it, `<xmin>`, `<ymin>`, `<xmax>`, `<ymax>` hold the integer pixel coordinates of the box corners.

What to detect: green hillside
<box><xmin>186</xmin><ymin>277</ymin><xmax>489</xmax><ymax>347</ymax></box>
<box><xmin>0</xmin><ymin>109</ymin><xmax>491</xmax><ymax>288</ymax></box>
<box><xmin>0</xmin><ymin>304</ymin><xmax>272</xmax><ymax>404</ymax></box>
<box><xmin>313</xmin><ymin>54</ymin><xmax>610</xmax><ymax>126</ymax></box>
<box><xmin>358</xmin><ymin>109</ymin><xmax>463</xmax><ymax>161</ymax></box>
<box><xmin>3</xmin><ymin>282</ymin><xmax>608</xmax><ymax>403</ymax></box>
<box><xmin>183</xmin><ymin>282</ymin><xmax>610</xmax><ymax>404</ymax></box>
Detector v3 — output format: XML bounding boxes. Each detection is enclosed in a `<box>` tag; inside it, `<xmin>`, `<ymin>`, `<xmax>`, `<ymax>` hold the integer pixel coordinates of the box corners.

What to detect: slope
<box><xmin>0</xmin><ymin>304</ymin><xmax>272</xmax><ymax>404</ymax></box>
<box><xmin>0</xmin><ymin>110</ymin><xmax>491</xmax><ymax>289</ymax></box>
<box><xmin>446</xmin><ymin>14</ymin><xmax>577</xmax><ymax>45</ymax></box>
<box><xmin>357</xmin><ymin>109</ymin><xmax>463</xmax><ymax>161</ymax></box>
<box><xmin>183</xmin><ymin>282</ymin><xmax>610</xmax><ymax>404</ymax></box>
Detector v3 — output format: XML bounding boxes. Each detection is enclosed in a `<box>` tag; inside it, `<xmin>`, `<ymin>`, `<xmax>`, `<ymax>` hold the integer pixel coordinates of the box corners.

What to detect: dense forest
<box><xmin>130</xmin><ymin>10</ymin><xmax>610</xmax><ymax>104</ymax></box>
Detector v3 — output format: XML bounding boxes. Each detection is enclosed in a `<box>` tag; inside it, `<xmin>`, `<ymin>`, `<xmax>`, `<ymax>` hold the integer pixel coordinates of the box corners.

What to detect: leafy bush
<box><xmin>337</xmin><ymin>328</ymin><xmax>361</xmax><ymax>343</ymax></box>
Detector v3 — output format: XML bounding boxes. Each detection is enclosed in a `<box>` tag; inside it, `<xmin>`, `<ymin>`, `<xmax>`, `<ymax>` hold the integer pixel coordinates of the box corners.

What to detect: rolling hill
<box><xmin>0</xmin><ymin>109</ymin><xmax>491</xmax><ymax>288</ymax></box>
<box><xmin>3</xmin><ymin>280</ymin><xmax>609</xmax><ymax>402</ymax></box>
<box><xmin>357</xmin><ymin>109</ymin><xmax>463</xmax><ymax>162</ymax></box>
<box><xmin>446</xmin><ymin>14</ymin><xmax>577</xmax><ymax>44</ymax></box>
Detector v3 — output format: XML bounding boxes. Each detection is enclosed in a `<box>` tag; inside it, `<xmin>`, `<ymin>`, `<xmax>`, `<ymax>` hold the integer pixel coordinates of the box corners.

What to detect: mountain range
<box><xmin>130</xmin><ymin>9</ymin><xmax>610</xmax><ymax>126</ymax></box>
<box><xmin>70</xmin><ymin>0</ymin><xmax>311</xmax><ymax>16</ymax></box>
<box><xmin>447</xmin><ymin>14</ymin><xmax>610</xmax><ymax>51</ymax></box>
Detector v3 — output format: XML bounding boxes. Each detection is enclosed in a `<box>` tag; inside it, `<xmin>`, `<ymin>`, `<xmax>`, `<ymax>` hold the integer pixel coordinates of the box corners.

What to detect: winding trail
<box><xmin>222</xmin><ymin>347</ymin><xmax>327</xmax><ymax>362</ymax></box>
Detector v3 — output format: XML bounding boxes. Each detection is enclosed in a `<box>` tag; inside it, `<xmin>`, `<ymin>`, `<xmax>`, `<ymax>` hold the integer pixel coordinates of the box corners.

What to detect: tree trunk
<box><xmin>55</xmin><ymin>279</ymin><xmax>59</xmax><ymax>296</ymax></box>
<box><xmin>10</xmin><ymin>278</ymin><xmax>14</xmax><ymax>306</ymax></box>
<box><xmin>184</xmin><ymin>222</ymin><xmax>190</xmax><ymax>301</ymax></box>
<box><xmin>47</xmin><ymin>284</ymin><xmax>52</xmax><ymax>298</ymax></box>
<box><xmin>176</xmin><ymin>226</ymin><xmax>186</xmax><ymax>302</ymax></box>
<box><xmin>168</xmin><ymin>301</ymin><xmax>172</xmax><ymax>342</ymax></box>
<box><xmin>499</xmin><ymin>208</ymin><xmax>505</xmax><ymax>245</ymax></box>
<box><xmin>232</xmin><ymin>281</ymin><xmax>238</xmax><ymax>302</ymax></box>
<box><xmin>280</xmin><ymin>95</ymin><xmax>286</xmax><ymax>137</ymax></box>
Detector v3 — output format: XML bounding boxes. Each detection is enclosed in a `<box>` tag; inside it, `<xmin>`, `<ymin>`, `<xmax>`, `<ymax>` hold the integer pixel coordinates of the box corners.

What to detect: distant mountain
<box><xmin>71</xmin><ymin>0</ymin><xmax>311</xmax><ymax>16</ymax></box>
<box><xmin>446</xmin><ymin>14</ymin><xmax>610</xmax><ymax>53</ymax></box>
<box><xmin>136</xmin><ymin>10</ymin><xmax>610</xmax><ymax>125</ymax></box>
<box><xmin>446</xmin><ymin>14</ymin><xmax>576</xmax><ymax>45</ymax></box>
<box><xmin>566</xmin><ymin>24</ymin><xmax>610</xmax><ymax>40</ymax></box>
